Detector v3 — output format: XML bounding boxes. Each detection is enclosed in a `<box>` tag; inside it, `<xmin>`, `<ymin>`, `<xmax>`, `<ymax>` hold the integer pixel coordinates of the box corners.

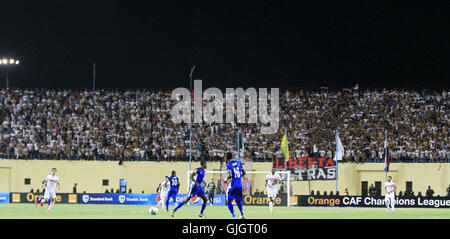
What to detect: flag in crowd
<box><xmin>281</xmin><ymin>131</ymin><xmax>290</xmax><ymax>162</ymax></box>
<box><xmin>237</xmin><ymin>131</ymin><xmax>245</xmax><ymax>158</ymax></box>
<box><xmin>334</xmin><ymin>131</ymin><xmax>344</xmax><ymax>162</ymax></box>
<box><xmin>385</xmin><ymin>131</ymin><xmax>390</xmax><ymax>172</ymax></box>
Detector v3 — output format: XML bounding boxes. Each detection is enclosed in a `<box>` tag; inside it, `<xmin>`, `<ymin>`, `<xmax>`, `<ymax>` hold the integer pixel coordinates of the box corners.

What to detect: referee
<box><xmin>207</xmin><ymin>179</ymin><xmax>216</xmax><ymax>206</ymax></box>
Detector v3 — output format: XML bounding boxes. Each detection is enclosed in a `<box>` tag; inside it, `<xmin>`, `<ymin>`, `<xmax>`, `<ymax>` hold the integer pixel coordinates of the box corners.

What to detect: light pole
<box><xmin>0</xmin><ymin>58</ymin><xmax>20</xmax><ymax>89</ymax></box>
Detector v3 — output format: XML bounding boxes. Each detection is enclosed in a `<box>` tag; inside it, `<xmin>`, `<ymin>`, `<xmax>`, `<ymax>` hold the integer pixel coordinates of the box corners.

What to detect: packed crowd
<box><xmin>0</xmin><ymin>88</ymin><xmax>448</xmax><ymax>163</ymax></box>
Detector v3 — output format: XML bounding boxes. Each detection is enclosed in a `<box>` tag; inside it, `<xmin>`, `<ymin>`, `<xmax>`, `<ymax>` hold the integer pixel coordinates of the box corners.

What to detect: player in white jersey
<box><xmin>265</xmin><ymin>168</ymin><xmax>281</xmax><ymax>215</ymax></box>
<box><xmin>384</xmin><ymin>175</ymin><xmax>397</xmax><ymax>213</ymax></box>
<box><xmin>156</xmin><ymin>176</ymin><xmax>169</xmax><ymax>210</ymax></box>
<box><xmin>35</xmin><ymin>168</ymin><xmax>60</xmax><ymax>213</ymax></box>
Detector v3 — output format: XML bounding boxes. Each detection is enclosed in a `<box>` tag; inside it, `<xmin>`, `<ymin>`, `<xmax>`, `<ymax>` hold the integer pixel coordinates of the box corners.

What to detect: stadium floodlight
<box><xmin>0</xmin><ymin>57</ymin><xmax>20</xmax><ymax>89</ymax></box>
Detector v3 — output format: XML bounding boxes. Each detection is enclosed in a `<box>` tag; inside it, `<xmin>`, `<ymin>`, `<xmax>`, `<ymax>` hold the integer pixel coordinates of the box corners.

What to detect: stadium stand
<box><xmin>0</xmin><ymin>88</ymin><xmax>448</xmax><ymax>163</ymax></box>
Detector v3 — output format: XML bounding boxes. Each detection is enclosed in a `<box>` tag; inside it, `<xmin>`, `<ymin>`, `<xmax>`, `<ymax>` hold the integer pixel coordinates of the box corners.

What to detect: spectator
<box><xmin>398</xmin><ymin>191</ymin><xmax>402</xmax><ymax>197</ymax></box>
<box><xmin>128</xmin><ymin>188</ymin><xmax>132</xmax><ymax>193</ymax></box>
<box><xmin>316</xmin><ymin>190</ymin><xmax>320</xmax><ymax>196</ymax></box>
<box><xmin>0</xmin><ymin>89</ymin><xmax>447</xmax><ymax>163</ymax></box>
<box><xmin>426</xmin><ymin>186</ymin><xmax>434</xmax><ymax>197</ymax></box>
<box><xmin>142</xmin><ymin>190</ymin><xmax>145</xmax><ymax>193</ymax></box>
<box><xmin>323</xmin><ymin>191</ymin><xmax>327</xmax><ymax>196</ymax></box>
<box><xmin>447</xmin><ymin>185</ymin><xmax>450</xmax><ymax>197</ymax></box>
<box><xmin>110</xmin><ymin>188</ymin><xmax>114</xmax><ymax>194</ymax></box>
<box><xmin>310</xmin><ymin>190</ymin><xmax>314</xmax><ymax>195</ymax></box>
<box><xmin>73</xmin><ymin>183</ymin><xmax>77</xmax><ymax>193</ymax></box>
<box><xmin>279</xmin><ymin>183</ymin><xmax>286</xmax><ymax>194</ymax></box>
<box><xmin>369</xmin><ymin>184</ymin><xmax>376</xmax><ymax>196</ymax></box>
<box><xmin>417</xmin><ymin>191</ymin><xmax>422</xmax><ymax>197</ymax></box>
<box><xmin>30</xmin><ymin>188</ymin><xmax>34</xmax><ymax>193</ymax></box>
<box><xmin>329</xmin><ymin>191</ymin><xmax>334</xmax><ymax>196</ymax></box>
<box><xmin>36</xmin><ymin>189</ymin><xmax>40</xmax><ymax>193</ymax></box>
<box><xmin>105</xmin><ymin>189</ymin><xmax>110</xmax><ymax>193</ymax></box>
<box><xmin>344</xmin><ymin>188</ymin><xmax>349</xmax><ymax>196</ymax></box>
<box><xmin>116</xmin><ymin>189</ymin><xmax>120</xmax><ymax>193</ymax></box>
<box><xmin>254</xmin><ymin>189</ymin><xmax>260</xmax><ymax>195</ymax></box>
<box><xmin>336</xmin><ymin>191</ymin><xmax>339</xmax><ymax>196</ymax></box>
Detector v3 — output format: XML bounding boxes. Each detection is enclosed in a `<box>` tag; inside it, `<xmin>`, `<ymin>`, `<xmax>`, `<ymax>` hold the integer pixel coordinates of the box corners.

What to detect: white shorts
<box><xmin>267</xmin><ymin>188</ymin><xmax>277</xmax><ymax>200</ymax></box>
<box><xmin>160</xmin><ymin>191</ymin><xmax>168</xmax><ymax>200</ymax></box>
<box><xmin>44</xmin><ymin>189</ymin><xmax>56</xmax><ymax>199</ymax></box>
<box><xmin>384</xmin><ymin>193</ymin><xmax>395</xmax><ymax>204</ymax></box>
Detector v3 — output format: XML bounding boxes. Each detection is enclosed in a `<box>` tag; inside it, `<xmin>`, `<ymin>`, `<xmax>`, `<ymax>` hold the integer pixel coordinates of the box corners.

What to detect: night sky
<box><xmin>0</xmin><ymin>1</ymin><xmax>448</xmax><ymax>90</ymax></box>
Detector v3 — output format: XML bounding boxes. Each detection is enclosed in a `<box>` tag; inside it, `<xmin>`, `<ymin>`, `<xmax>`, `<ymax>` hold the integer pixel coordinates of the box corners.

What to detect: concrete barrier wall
<box><xmin>0</xmin><ymin>159</ymin><xmax>448</xmax><ymax>196</ymax></box>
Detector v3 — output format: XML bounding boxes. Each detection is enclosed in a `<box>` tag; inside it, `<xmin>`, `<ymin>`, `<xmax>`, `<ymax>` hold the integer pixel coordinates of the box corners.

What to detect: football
<box><xmin>149</xmin><ymin>207</ymin><xmax>158</xmax><ymax>215</ymax></box>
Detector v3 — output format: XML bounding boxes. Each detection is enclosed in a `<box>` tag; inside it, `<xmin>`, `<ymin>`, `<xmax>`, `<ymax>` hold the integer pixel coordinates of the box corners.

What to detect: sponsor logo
<box><xmin>12</xmin><ymin>194</ymin><xmax>21</xmax><ymax>202</ymax></box>
<box><xmin>26</xmin><ymin>193</ymin><xmax>62</xmax><ymax>203</ymax></box>
<box><xmin>307</xmin><ymin>196</ymin><xmax>341</xmax><ymax>207</ymax></box>
<box><xmin>118</xmin><ymin>195</ymin><xmax>126</xmax><ymax>203</ymax></box>
<box><xmin>82</xmin><ymin>195</ymin><xmax>89</xmax><ymax>203</ymax></box>
<box><xmin>68</xmin><ymin>194</ymin><xmax>77</xmax><ymax>203</ymax></box>
<box><xmin>190</xmin><ymin>195</ymin><xmax>200</xmax><ymax>204</ymax></box>
<box><xmin>243</xmin><ymin>195</ymin><xmax>286</xmax><ymax>206</ymax></box>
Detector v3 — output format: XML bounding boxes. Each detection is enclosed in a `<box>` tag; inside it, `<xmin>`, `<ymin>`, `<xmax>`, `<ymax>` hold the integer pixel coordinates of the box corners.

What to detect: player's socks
<box><xmin>40</xmin><ymin>201</ymin><xmax>44</xmax><ymax>207</ymax></box>
<box><xmin>236</xmin><ymin>198</ymin><xmax>244</xmax><ymax>218</ymax></box>
<box><xmin>200</xmin><ymin>203</ymin><xmax>206</xmax><ymax>215</ymax></box>
<box><xmin>48</xmin><ymin>201</ymin><xmax>54</xmax><ymax>210</ymax></box>
<box><xmin>227</xmin><ymin>201</ymin><xmax>235</xmax><ymax>218</ymax></box>
<box><xmin>173</xmin><ymin>201</ymin><xmax>184</xmax><ymax>212</ymax></box>
<box><xmin>269</xmin><ymin>201</ymin><xmax>273</xmax><ymax>214</ymax></box>
<box><xmin>165</xmin><ymin>199</ymin><xmax>170</xmax><ymax>212</ymax></box>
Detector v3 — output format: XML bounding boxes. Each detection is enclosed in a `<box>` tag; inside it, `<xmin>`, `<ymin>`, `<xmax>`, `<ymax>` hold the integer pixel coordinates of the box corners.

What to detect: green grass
<box><xmin>0</xmin><ymin>204</ymin><xmax>449</xmax><ymax>219</ymax></box>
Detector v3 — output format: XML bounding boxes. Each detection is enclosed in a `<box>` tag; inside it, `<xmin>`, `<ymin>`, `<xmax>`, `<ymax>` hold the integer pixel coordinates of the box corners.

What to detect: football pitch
<box><xmin>0</xmin><ymin>204</ymin><xmax>448</xmax><ymax>219</ymax></box>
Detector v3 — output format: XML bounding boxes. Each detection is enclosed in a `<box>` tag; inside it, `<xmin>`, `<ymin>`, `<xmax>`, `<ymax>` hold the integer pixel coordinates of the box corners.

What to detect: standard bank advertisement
<box><xmin>79</xmin><ymin>193</ymin><xmax>226</xmax><ymax>206</ymax></box>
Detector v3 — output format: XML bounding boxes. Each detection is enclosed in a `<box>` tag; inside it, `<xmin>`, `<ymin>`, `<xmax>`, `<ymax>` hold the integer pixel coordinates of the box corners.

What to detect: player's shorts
<box><xmin>267</xmin><ymin>188</ymin><xmax>277</xmax><ymax>200</ymax></box>
<box><xmin>166</xmin><ymin>189</ymin><xmax>178</xmax><ymax>201</ymax></box>
<box><xmin>188</xmin><ymin>185</ymin><xmax>205</xmax><ymax>198</ymax></box>
<box><xmin>384</xmin><ymin>192</ymin><xmax>395</xmax><ymax>204</ymax></box>
<box><xmin>227</xmin><ymin>185</ymin><xmax>243</xmax><ymax>202</ymax></box>
<box><xmin>44</xmin><ymin>189</ymin><xmax>56</xmax><ymax>199</ymax></box>
<box><xmin>160</xmin><ymin>190</ymin><xmax>168</xmax><ymax>199</ymax></box>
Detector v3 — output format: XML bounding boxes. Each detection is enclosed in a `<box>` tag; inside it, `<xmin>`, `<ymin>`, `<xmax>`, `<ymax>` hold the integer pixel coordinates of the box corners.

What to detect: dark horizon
<box><xmin>0</xmin><ymin>1</ymin><xmax>448</xmax><ymax>90</ymax></box>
